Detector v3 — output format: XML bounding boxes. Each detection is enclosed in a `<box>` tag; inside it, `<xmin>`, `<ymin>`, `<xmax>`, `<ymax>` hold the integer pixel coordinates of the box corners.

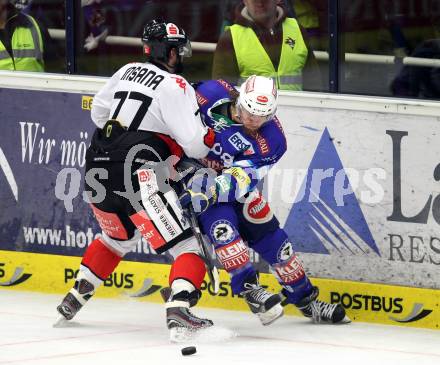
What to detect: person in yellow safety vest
<box><xmin>213</xmin><ymin>0</ymin><xmax>323</xmax><ymax>91</ymax></box>
<box><xmin>0</xmin><ymin>0</ymin><xmax>53</xmax><ymax>72</ymax></box>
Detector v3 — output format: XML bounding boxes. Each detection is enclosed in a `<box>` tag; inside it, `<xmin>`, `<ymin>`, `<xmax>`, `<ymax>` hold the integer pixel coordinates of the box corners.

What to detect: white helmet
<box><xmin>238</xmin><ymin>75</ymin><xmax>277</xmax><ymax>118</ymax></box>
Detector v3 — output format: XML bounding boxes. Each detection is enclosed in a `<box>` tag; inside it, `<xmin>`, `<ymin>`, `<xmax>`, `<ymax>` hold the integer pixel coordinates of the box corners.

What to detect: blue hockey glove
<box><xmin>179</xmin><ymin>173</ymin><xmax>219</xmax><ymax>214</ymax></box>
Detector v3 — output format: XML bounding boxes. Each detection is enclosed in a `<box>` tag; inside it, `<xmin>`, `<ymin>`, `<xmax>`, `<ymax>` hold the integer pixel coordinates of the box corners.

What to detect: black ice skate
<box><xmin>54</xmin><ymin>278</ymin><xmax>95</xmax><ymax>327</ymax></box>
<box><xmin>165</xmin><ymin>290</ymin><xmax>213</xmax><ymax>342</ymax></box>
<box><xmin>293</xmin><ymin>286</ymin><xmax>351</xmax><ymax>324</ymax></box>
<box><xmin>241</xmin><ymin>276</ymin><xmax>283</xmax><ymax>326</ymax></box>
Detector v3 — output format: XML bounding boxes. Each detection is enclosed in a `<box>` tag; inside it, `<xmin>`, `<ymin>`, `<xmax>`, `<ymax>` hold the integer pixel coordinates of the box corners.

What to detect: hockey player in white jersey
<box><xmin>55</xmin><ymin>20</ymin><xmax>216</xmax><ymax>341</ymax></box>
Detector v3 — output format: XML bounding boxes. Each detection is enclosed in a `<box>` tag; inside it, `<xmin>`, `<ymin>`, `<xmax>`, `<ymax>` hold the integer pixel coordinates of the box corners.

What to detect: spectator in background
<box><xmin>12</xmin><ymin>0</ymin><xmax>30</xmax><ymax>11</ymax></box>
<box><xmin>213</xmin><ymin>0</ymin><xmax>322</xmax><ymax>91</ymax></box>
<box><xmin>391</xmin><ymin>39</ymin><xmax>440</xmax><ymax>100</ymax></box>
<box><xmin>0</xmin><ymin>0</ymin><xmax>56</xmax><ymax>71</ymax></box>
<box><xmin>82</xmin><ymin>0</ymin><xmax>108</xmax><ymax>52</ymax></box>
<box><xmin>286</xmin><ymin>0</ymin><xmax>320</xmax><ymax>37</ymax></box>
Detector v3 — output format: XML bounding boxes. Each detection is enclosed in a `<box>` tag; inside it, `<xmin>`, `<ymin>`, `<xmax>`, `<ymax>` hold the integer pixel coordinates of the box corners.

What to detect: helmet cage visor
<box><xmin>178</xmin><ymin>39</ymin><xmax>192</xmax><ymax>58</ymax></box>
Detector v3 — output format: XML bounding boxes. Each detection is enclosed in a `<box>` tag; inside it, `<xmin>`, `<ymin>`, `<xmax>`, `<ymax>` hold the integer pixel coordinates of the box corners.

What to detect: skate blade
<box><xmin>53</xmin><ymin>315</ymin><xmax>69</xmax><ymax>328</ymax></box>
<box><xmin>169</xmin><ymin>326</ymin><xmax>197</xmax><ymax>343</ymax></box>
<box><xmin>170</xmin><ymin>325</ymin><xmax>237</xmax><ymax>343</ymax></box>
<box><xmin>311</xmin><ymin>314</ymin><xmax>352</xmax><ymax>325</ymax></box>
<box><xmin>259</xmin><ymin>303</ymin><xmax>284</xmax><ymax>326</ymax></box>
<box><xmin>338</xmin><ymin>315</ymin><xmax>351</xmax><ymax>324</ymax></box>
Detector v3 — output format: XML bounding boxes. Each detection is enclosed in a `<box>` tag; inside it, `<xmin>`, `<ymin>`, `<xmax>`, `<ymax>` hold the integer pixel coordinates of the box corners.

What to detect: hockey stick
<box><xmin>185</xmin><ymin>202</ymin><xmax>220</xmax><ymax>295</ymax></box>
<box><xmin>176</xmin><ymin>160</ymin><xmax>220</xmax><ymax>294</ymax></box>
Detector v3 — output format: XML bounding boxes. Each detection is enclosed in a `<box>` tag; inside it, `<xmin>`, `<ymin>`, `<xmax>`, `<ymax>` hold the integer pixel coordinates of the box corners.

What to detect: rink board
<box><xmin>1</xmin><ymin>83</ymin><xmax>440</xmax><ymax>291</ymax></box>
<box><xmin>1</xmin><ymin>74</ymin><xmax>440</xmax><ymax>331</ymax></box>
<box><xmin>0</xmin><ymin>250</ymin><xmax>438</xmax><ymax>330</ymax></box>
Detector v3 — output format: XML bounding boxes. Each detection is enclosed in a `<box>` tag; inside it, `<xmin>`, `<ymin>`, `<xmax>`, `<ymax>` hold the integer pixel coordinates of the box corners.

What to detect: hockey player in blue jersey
<box><xmin>179</xmin><ymin>75</ymin><xmax>350</xmax><ymax>325</ymax></box>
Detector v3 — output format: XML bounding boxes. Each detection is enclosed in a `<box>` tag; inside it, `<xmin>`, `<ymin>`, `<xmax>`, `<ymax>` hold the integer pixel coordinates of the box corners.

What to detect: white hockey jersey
<box><xmin>91</xmin><ymin>62</ymin><xmax>211</xmax><ymax>159</ymax></box>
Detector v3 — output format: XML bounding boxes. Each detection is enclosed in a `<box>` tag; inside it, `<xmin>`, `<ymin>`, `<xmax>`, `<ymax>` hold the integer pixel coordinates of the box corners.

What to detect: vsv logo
<box><xmin>283</xmin><ymin>128</ymin><xmax>380</xmax><ymax>256</ymax></box>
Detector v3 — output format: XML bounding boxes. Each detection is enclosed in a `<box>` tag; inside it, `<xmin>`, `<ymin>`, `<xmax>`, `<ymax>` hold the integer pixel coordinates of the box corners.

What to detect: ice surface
<box><xmin>0</xmin><ymin>290</ymin><xmax>439</xmax><ymax>365</ymax></box>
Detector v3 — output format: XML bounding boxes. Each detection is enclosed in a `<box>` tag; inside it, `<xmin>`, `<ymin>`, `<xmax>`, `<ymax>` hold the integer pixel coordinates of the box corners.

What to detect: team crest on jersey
<box><xmin>210</xmin><ymin>220</ymin><xmax>235</xmax><ymax>244</ymax></box>
<box><xmin>228</xmin><ymin>132</ymin><xmax>254</xmax><ymax>154</ymax></box>
<box><xmin>171</xmin><ymin>76</ymin><xmax>186</xmax><ymax>93</ymax></box>
<box><xmin>212</xmin><ymin>117</ymin><xmax>232</xmax><ymax>132</ymax></box>
<box><xmin>277</xmin><ymin>240</ymin><xmax>294</xmax><ymax>262</ymax></box>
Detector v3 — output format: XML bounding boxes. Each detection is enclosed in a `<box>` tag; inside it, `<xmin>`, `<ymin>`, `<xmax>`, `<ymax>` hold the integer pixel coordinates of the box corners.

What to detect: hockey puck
<box><xmin>181</xmin><ymin>346</ymin><xmax>197</xmax><ymax>356</ymax></box>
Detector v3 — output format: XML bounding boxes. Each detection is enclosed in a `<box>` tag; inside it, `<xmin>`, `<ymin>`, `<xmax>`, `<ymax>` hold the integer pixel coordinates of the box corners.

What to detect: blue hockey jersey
<box><xmin>195</xmin><ymin>79</ymin><xmax>287</xmax><ymax>201</ymax></box>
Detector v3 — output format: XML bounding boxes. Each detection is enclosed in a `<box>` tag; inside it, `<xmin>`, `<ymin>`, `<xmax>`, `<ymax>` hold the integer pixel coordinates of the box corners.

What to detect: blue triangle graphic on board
<box><xmin>283</xmin><ymin>128</ymin><xmax>380</xmax><ymax>256</ymax></box>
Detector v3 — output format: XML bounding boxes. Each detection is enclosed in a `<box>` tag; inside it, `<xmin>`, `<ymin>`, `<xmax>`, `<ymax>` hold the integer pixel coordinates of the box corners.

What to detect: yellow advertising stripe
<box><xmin>0</xmin><ymin>250</ymin><xmax>169</xmax><ymax>303</ymax></box>
<box><xmin>0</xmin><ymin>250</ymin><xmax>438</xmax><ymax>329</ymax></box>
<box><xmin>309</xmin><ymin>277</ymin><xmax>440</xmax><ymax>330</ymax></box>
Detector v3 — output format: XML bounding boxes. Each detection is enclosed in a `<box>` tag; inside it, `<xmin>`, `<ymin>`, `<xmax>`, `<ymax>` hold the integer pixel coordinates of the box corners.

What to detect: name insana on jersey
<box><xmin>120</xmin><ymin>65</ymin><xmax>165</xmax><ymax>90</ymax></box>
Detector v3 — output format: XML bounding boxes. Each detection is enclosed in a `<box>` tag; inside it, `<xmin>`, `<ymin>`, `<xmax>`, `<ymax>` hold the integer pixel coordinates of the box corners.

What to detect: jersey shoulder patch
<box><xmin>169</xmin><ymin>75</ymin><xmax>189</xmax><ymax>94</ymax></box>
